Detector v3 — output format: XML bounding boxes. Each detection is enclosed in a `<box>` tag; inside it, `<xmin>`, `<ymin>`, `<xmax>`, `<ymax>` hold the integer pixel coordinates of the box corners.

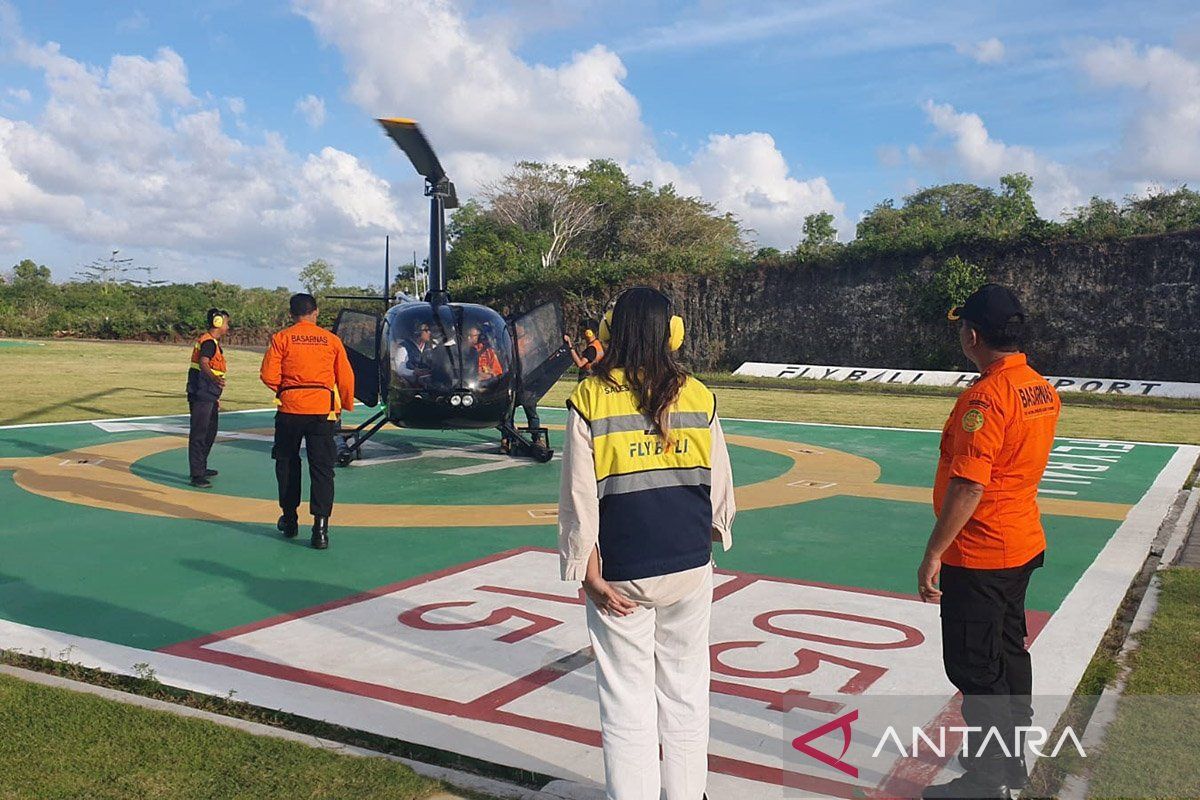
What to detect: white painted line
<box><xmin>786</xmin><ymin>480</ymin><xmax>837</xmax><ymax>489</ymax></box>
<box><xmin>439</xmin><ymin>455</ymin><xmax>561</xmax><ymax>477</ymax></box>
<box><xmin>91</xmin><ymin>421</ymin><xmax>274</xmax><ymax>442</ymax></box>
<box><xmin>2</xmin><ymin>406</ymin><xmax>1192</xmax><ymax>448</ymax></box>
<box><xmin>0</xmin><ymin>408</ymin><xmax>276</xmax><ymax>431</ymax></box>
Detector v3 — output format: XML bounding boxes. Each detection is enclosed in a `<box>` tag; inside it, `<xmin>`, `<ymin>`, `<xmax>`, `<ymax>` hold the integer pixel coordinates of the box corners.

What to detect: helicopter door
<box><xmin>510</xmin><ymin>302</ymin><xmax>572</xmax><ymax>402</ymax></box>
<box><xmin>332</xmin><ymin>309</ymin><xmax>382</xmax><ymax>407</ymax></box>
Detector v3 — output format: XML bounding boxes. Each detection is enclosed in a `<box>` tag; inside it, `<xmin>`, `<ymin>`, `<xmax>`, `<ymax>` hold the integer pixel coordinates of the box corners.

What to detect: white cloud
<box><xmin>636</xmin><ymin>133</ymin><xmax>845</xmax><ymax>245</ymax></box>
<box><xmin>911</xmin><ymin>100</ymin><xmax>1082</xmax><ymax>218</ymax></box>
<box><xmin>294</xmin><ymin>93</ymin><xmax>326</xmax><ymax>129</ymax></box>
<box><xmin>294</xmin><ymin>0</ymin><xmax>842</xmax><ymax>248</ymax></box>
<box><xmin>227</xmin><ymin>96</ymin><xmax>245</xmax><ymax>115</ymax></box>
<box><xmin>6</xmin><ymin>88</ymin><xmax>31</xmax><ymax>103</ymax></box>
<box><xmin>954</xmin><ymin>37</ymin><xmax>1005</xmax><ymax>64</ymax></box>
<box><xmin>0</xmin><ymin>33</ymin><xmax>409</xmax><ymax>283</ymax></box>
<box><xmin>1080</xmin><ymin>39</ymin><xmax>1200</xmax><ymax>182</ymax></box>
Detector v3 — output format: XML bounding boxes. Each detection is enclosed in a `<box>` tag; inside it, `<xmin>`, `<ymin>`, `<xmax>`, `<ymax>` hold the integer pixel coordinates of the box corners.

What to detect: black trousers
<box><xmin>273</xmin><ymin>412</ymin><xmax>337</xmax><ymax>519</ymax></box>
<box><xmin>940</xmin><ymin>551</ymin><xmax>1043</xmax><ymax>782</ymax></box>
<box><xmin>521</xmin><ymin>400</ymin><xmax>540</xmax><ymax>430</ymax></box>
<box><xmin>187</xmin><ymin>399</ymin><xmax>219</xmax><ymax>478</ymax></box>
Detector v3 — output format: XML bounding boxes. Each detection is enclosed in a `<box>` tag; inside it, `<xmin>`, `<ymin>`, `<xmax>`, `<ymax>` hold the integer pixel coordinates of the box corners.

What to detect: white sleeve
<box><xmin>393</xmin><ymin>344</ymin><xmax>412</xmax><ymax>378</ymax></box>
<box><xmin>709</xmin><ymin>414</ymin><xmax>736</xmax><ymax>551</ymax></box>
<box><xmin>558</xmin><ymin>407</ymin><xmax>600</xmax><ymax>580</ymax></box>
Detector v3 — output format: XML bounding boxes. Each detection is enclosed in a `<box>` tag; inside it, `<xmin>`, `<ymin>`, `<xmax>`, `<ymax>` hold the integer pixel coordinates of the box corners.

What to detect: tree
<box><xmin>984</xmin><ymin>172</ymin><xmax>1039</xmax><ymax>237</ymax></box>
<box><xmin>299</xmin><ymin>258</ymin><xmax>336</xmax><ymax>296</ymax></box>
<box><xmin>1064</xmin><ymin>197</ymin><xmax>1126</xmax><ymax>239</ymax></box>
<box><xmin>482</xmin><ymin>162</ymin><xmax>599</xmax><ymax>268</ymax></box>
<box><xmin>796</xmin><ymin>211</ymin><xmax>839</xmax><ymax>260</ymax></box>
<box><xmin>10</xmin><ymin>259</ymin><xmax>51</xmax><ymax>284</ymax></box>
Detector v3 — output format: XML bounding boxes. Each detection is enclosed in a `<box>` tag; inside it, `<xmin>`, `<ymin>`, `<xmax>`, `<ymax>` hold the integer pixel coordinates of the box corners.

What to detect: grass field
<box><xmin>3</xmin><ymin>339</ymin><xmax>1198</xmax><ymax>445</ymax></box>
<box><xmin>1088</xmin><ymin>569</ymin><xmax>1200</xmax><ymax>797</ymax></box>
<box><xmin>0</xmin><ymin>672</ymin><xmax>445</xmax><ymax>800</ymax></box>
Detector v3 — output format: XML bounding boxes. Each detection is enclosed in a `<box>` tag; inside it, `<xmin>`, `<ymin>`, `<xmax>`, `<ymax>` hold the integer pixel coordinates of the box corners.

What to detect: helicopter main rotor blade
<box><xmin>377</xmin><ymin>118</ymin><xmax>447</xmax><ymax>184</ymax></box>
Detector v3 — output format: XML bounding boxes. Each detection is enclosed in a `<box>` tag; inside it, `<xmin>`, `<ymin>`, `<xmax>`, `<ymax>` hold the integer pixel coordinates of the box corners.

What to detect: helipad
<box><xmin>0</xmin><ymin>408</ymin><xmax>1192</xmax><ymax>796</ymax></box>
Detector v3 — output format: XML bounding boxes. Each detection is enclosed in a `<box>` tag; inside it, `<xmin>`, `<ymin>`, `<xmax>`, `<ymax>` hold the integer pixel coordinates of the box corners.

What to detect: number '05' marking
<box><xmin>710</xmin><ymin>643</ymin><xmax>887</xmax><ymax>694</ymax></box>
<box><xmin>399</xmin><ymin>602</ymin><xmax>561</xmax><ymax>644</ymax></box>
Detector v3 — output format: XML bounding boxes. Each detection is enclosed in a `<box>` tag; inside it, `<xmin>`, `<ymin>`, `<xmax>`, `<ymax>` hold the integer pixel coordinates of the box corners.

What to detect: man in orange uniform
<box><xmin>918</xmin><ymin>284</ymin><xmax>1061</xmax><ymax>799</ymax></box>
<box><xmin>465</xmin><ymin>326</ymin><xmax>503</xmax><ymax>380</ymax></box>
<box><xmin>260</xmin><ymin>294</ymin><xmax>354</xmax><ymax>550</ymax></box>
<box><xmin>186</xmin><ymin>308</ymin><xmax>229</xmax><ymax>488</ymax></box>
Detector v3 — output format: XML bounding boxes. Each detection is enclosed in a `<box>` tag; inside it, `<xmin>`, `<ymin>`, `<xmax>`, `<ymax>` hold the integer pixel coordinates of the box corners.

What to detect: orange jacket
<box><xmin>934</xmin><ymin>353</ymin><xmax>1061</xmax><ymax>569</ymax></box>
<box><xmin>474</xmin><ymin>343</ymin><xmax>503</xmax><ymax>378</ymax></box>
<box><xmin>260</xmin><ymin>320</ymin><xmax>355</xmax><ymax>418</ymax></box>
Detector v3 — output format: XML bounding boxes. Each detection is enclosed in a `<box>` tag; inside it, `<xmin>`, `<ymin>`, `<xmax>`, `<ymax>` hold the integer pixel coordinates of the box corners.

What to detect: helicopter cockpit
<box><xmin>383</xmin><ymin>301</ymin><xmax>515</xmax><ymax>428</ymax></box>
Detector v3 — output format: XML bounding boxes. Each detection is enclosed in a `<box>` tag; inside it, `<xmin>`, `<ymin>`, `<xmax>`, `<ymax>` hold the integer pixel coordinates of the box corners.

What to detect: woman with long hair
<box><xmin>558</xmin><ymin>287</ymin><xmax>735</xmax><ymax>799</ymax></box>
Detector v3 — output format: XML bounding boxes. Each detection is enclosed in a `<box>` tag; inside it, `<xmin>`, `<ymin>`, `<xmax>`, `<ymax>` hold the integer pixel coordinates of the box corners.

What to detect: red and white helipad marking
<box><xmin>161</xmin><ymin>548</ymin><xmax>1049</xmax><ymax>795</ymax></box>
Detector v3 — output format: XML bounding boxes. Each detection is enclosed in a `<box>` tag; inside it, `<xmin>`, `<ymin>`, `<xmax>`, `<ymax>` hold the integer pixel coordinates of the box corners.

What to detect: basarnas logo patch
<box><xmin>962</xmin><ymin>408</ymin><xmax>985</xmax><ymax>432</ymax></box>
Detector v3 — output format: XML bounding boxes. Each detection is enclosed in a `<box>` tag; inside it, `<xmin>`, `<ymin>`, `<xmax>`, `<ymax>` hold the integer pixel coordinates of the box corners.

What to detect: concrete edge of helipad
<box><xmin>1057</xmin><ymin>469</ymin><xmax>1200</xmax><ymax>800</ymax></box>
<box><xmin>0</xmin><ymin>662</ymin><xmax>602</xmax><ymax>800</ymax></box>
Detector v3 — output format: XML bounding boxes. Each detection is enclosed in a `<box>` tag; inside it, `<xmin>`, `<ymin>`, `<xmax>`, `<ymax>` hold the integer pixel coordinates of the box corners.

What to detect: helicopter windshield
<box><xmin>387</xmin><ymin>303</ymin><xmax>512</xmax><ymax>393</ymax></box>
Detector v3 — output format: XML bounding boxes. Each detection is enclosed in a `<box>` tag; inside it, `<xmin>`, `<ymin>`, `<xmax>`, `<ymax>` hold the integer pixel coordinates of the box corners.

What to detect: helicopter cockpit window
<box><xmin>459</xmin><ymin>308</ymin><xmax>511</xmax><ymax>390</ymax></box>
<box><xmin>387</xmin><ymin>304</ymin><xmax>511</xmax><ymax>393</ymax></box>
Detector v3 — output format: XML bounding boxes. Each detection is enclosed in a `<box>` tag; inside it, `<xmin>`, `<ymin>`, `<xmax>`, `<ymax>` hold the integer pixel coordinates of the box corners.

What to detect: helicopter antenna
<box><xmin>385</xmin><ymin>235</ymin><xmax>390</xmax><ymax>300</ymax></box>
<box><xmin>377</xmin><ymin>118</ymin><xmax>457</xmax><ymax>305</ymax></box>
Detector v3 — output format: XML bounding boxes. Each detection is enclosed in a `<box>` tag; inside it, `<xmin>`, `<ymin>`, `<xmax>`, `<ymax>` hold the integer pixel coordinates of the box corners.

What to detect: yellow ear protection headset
<box><xmin>597</xmin><ymin>288</ymin><xmax>685</xmax><ymax>351</ymax></box>
<box><xmin>207</xmin><ymin>309</ymin><xmax>226</xmax><ymax>329</ymax></box>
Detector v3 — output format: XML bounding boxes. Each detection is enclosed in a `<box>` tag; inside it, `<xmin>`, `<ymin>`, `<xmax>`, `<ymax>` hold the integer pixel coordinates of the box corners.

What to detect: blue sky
<box><xmin>1</xmin><ymin>0</ymin><xmax>1198</xmax><ymax>286</ymax></box>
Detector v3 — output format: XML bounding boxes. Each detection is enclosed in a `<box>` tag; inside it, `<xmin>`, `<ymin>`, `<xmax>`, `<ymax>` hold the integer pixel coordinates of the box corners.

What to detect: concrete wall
<box><xmin>470</xmin><ymin>229</ymin><xmax>1200</xmax><ymax>382</ymax></box>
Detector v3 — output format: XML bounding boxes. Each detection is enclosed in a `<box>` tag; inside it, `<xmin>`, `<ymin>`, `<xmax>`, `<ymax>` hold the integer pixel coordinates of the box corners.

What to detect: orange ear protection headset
<box><xmin>597</xmin><ymin>288</ymin><xmax>685</xmax><ymax>351</ymax></box>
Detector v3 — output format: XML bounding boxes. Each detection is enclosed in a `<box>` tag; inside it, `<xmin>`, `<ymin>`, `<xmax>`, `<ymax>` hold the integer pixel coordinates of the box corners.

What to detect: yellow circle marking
<box><xmin>0</xmin><ymin>427</ymin><xmax>1131</xmax><ymax>526</ymax></box>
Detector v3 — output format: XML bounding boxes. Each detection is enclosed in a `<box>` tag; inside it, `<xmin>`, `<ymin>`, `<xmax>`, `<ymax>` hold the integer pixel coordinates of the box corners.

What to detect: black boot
<box><xmin>311</xmin><ymin>517</ymin><xmax>329</xmax><ymax>550</ymax></box>
<box><xmin>959</xmin><ymin>752</ymin><xmax>1027</xmax><ymax>790</ymax></box>
<box><xmin>277</xmin><ymin>514</ymin><xmax>298</xmax><ymax>539</ymax></box>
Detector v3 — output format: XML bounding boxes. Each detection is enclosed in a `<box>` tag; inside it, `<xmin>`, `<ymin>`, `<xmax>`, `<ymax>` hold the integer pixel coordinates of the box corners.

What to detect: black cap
<box><xmin>947</xmin><ymin>283</ymin><xmax>1025</xmax><ymax>329</ymax></box>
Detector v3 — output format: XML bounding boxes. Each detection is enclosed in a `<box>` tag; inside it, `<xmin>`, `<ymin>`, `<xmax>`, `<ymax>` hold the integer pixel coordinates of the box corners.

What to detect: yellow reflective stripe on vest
<box><xmin>189</xmin><ymin>362</ymin><xmax>226</xmax><ymax>377</ymax></box>
<box><xmin>569</xmin><ymin>370</ymin><xmax>715</xmax><ymax>487</ymax></box>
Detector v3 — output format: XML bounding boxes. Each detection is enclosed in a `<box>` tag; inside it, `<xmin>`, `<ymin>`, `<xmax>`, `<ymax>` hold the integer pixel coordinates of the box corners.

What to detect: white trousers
<box><xmin>586</xmin><ymin>565</ymin><xmax>713</xmax><ymax>800</ymax></box>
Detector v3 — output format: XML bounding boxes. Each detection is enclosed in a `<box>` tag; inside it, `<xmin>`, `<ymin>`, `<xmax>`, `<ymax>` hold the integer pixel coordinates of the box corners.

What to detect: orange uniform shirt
<box><xmin>475</xmin><ymin>343</ymin><xmax>503</xmax><ymax>378</ymax></box>
<box><xmin>259</xmin><ymin>320</ymin><xmax>355</xmax><ymax>418</ymax></box>
<box><xmin>934</xmin><ymin>353</ymin><xmax>1061</xmax><ymax>569</ymax></box>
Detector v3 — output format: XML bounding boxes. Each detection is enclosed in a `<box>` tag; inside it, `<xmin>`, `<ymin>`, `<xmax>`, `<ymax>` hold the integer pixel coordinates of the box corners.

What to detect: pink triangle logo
<box><xmin>791</xmin><ymin>709</ymin><xmax>859</xmax><ymax>778</ymax></box>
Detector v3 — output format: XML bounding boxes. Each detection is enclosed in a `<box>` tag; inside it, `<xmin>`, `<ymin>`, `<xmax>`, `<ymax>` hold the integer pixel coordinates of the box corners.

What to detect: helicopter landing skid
<box><xmin>498</xmin><ymin>418</ymin><xmax>554</xmax><ymax>464</ymax></box>
<box><xmin>335</xmin><ymin>409</ymin><xmax>389</xmax><ymax>467</ymax></box>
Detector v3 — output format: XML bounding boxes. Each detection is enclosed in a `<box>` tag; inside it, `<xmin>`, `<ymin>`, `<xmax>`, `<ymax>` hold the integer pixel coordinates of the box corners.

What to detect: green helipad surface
<box><xmin>0</xmin><ymin>408</ymin><xmax>1190</xmax><ymax>795</ymax></box>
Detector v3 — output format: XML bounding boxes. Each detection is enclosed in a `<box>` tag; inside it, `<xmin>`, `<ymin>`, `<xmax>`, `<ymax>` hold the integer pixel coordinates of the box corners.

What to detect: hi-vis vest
<box><xmin>568</xmin><ymin>369</ymin><xmax>716</xmax><ymax>581</ymax></box>
<box><xmin>187</xmin><ymin>333</ymin><xmax>226</xmax><ymax>400</ymax></box>
<box><xmin>585</xmin><ymin>338</ymin><xmax>604</xmax><ymax>367</ymax></box>
<box><xmin>190</xmin><ymin>333</ymin><xmax>227</xmax><ymax>376</ymax></box>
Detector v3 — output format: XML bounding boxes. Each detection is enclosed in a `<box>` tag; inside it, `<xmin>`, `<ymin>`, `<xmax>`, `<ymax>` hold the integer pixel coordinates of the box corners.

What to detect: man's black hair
<box><xmin>968</xmin><ymin>316</ymin><xmax>1024</xmax><ymax>351</ymax></box>
<box><xmin>290</xmin><ymin>293</ymin><xmax>318</xmax><ymax>317</ymax></box>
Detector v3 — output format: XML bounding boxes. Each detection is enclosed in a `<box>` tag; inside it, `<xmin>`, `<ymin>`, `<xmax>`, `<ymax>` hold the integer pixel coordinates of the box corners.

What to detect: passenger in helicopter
<box><xmin>466</xmin><ymin>325</ymin><xmax>504</xmax><ymax>382</ymax></box>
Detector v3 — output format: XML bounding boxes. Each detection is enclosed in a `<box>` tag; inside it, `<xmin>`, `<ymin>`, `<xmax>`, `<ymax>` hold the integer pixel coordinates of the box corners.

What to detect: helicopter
<box><xmin>328</xmin><ymin>118</ymin><xmax>572</xmax><ymax>466</ymax></box>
